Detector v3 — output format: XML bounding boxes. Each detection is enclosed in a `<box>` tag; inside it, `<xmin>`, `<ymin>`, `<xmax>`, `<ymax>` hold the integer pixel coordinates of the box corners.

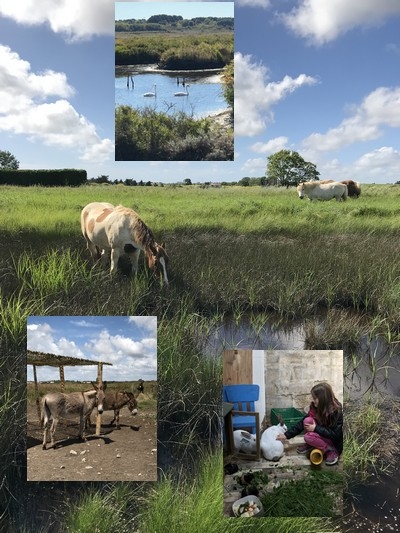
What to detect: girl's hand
<box><xmin>276</xmin><ymin>434</ymin><xmax>286</xmax><ymax>442</ymax></box>
<box><xmin>304</xmin><ymin>421</ymin><xmax>316</xmax><ymax>432</ymax></box>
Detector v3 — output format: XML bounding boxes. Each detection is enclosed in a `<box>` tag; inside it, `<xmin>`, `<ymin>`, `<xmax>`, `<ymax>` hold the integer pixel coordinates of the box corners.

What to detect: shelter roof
<box><xmin>27</xmin><ymin>350</ymin><xmax>112</xmax><ymax>367</ymax></box>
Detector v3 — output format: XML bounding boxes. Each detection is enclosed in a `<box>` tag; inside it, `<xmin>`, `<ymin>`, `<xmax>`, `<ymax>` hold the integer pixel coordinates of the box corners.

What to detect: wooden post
<box><xmin>59</xmin><ymin>365</ymin><xmax>65</xmax><ymax>392</ymax></box>
<box><xmin>33</xmin><ymin>364</ymin><xmax>41</xmax><ymax>423</ymax></box>
<box><xmin>59</xmin><ymin>365</ymin><xmax>67</xmax><ymax>427</ymax></box>
<box><xmin>96</xmin><ymin>363</ymin><xmax>103</xmax><ymax>436</ymax></box>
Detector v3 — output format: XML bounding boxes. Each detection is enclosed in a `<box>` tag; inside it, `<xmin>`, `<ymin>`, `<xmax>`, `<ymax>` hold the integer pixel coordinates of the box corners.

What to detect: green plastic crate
<box><xmin>270</xmin><ymin>407</ymin><xmax>304</xmax><ymax>430</ymax></box>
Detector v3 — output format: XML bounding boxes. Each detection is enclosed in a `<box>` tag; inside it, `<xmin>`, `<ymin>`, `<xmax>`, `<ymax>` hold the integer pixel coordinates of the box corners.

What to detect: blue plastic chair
<box><xmin>223</xmin><ymin>384</ymin><xmax>261</xmax><ymax>459</ymax></box>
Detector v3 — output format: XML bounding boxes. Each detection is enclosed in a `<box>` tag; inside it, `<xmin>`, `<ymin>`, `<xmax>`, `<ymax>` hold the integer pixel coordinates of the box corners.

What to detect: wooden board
<box><xmin>223</xmin><ymin>349</ymin><xmax>253</xmax><ymax>384</ymax></box>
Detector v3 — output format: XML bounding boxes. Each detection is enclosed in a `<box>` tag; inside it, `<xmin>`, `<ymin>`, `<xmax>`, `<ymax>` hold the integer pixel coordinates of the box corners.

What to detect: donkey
<box><xmin>86</xmin><ymin>390</ymin><xmax>139</xmax><ymax>430</ymax></box>
<box><xmin>80</xmin><ymin>202</ymin><xmax>169</xmax><ymax>285</ymax></box>
<box><xmin>41</xmin><ymin>383</ymin><xmax>106</xmax><ymax>450</ymax></box>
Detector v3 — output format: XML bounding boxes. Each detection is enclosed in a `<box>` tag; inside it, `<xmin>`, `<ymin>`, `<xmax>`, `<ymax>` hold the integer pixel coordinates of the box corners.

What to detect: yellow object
<box><xmin>310</xmin><ymin>448</ymin><xmax>324</xmax><ymax>465</ymax></box>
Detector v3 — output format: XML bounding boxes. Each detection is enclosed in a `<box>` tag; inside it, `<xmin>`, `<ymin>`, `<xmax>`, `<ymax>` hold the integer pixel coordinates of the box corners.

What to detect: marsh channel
<box><xmin>115</xmin><ymin>65</ymin><xmax>228</xmax><ymax>119</ymax></box>
<box><xmin>211</xmin><ymin>311</ymin><xmax>400</xmax><ymax>531</ymax></box>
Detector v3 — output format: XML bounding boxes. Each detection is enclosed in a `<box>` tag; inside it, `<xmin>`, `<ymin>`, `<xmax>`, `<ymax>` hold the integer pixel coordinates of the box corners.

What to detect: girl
<box><xmin>276</xmin><ymin>382</ymin><xmax>343</xmax><ymax>465</ymax></box>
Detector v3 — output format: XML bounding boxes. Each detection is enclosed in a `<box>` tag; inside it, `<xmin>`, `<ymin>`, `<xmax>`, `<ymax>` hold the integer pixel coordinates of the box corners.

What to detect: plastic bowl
<box><xmin>232</xmin><ymin>495</ymin><xmax>264</xmax><ymax>518</ymax></box>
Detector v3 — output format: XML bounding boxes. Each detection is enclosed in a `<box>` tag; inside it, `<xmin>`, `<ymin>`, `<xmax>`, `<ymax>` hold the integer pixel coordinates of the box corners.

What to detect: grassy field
<box><xmin>1</xmin><ymin>183</ymin><xmax>400</xmax><ymax>531</ymax></box>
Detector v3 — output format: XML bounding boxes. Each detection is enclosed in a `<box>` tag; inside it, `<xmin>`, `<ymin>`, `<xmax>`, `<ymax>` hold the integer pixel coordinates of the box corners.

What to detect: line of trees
<box><xmin>115</xmin><ymin>16</ymin><xmax>233</xmax><ymax>33</ymax></box>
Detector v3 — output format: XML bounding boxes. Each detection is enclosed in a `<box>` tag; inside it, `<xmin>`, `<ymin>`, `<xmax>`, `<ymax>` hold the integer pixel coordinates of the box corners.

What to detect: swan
<box><xmin>144</xmin><ymin>84</ymin><xmax>156</xmax><ymax>97</ymax></box>
<box><xmin>174</xmin><ymin>84</ymin><xmax>190</xmax><ymax>96</ymax></box>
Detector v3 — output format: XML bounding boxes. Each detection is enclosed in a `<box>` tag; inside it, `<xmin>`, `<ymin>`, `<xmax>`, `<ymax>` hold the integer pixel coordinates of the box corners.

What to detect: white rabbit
<box><xmin>261</xmin><ymin>420</ymin><xmax>287</xmax><ymax>461</ymax></box>
<box><xmin>233</xmin><ymin>430</ymin><xmax>257</xmax><ymax>453</ymax></box>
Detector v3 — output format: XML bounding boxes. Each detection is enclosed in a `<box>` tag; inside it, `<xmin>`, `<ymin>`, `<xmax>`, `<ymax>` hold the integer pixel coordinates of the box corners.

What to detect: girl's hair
<box><xmin>310</xmin><ymin>382</ymin><xmax>341</xmax><ymax>426</ymax></box>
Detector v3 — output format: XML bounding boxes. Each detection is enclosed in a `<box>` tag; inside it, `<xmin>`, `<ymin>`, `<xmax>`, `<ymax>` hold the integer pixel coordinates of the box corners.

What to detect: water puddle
<box><xmin>207</xmin><ymin>314</ymin><xmax>305</xmax><ymax>352</ymax></box>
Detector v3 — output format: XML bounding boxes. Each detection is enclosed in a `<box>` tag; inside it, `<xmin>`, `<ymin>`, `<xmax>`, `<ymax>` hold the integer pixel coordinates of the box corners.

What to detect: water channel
<box><xmin>115</xmin><ymin>65</ymin><xmax>227</xmax><ymax>118</ymax></box>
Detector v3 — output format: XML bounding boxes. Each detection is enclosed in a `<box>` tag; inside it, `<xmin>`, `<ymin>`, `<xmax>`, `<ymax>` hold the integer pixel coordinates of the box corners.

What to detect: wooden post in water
<box><xmin>95</xmin><ymin>362</ymin><xmax>103</xmax><ymax>436</ymax></box>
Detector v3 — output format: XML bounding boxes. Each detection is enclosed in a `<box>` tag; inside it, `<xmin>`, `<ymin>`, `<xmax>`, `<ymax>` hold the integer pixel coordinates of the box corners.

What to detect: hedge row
<box><xmin>0</xmin><ymin>169</ymin><xmax>87</xmax><ymax>187</ymax></box>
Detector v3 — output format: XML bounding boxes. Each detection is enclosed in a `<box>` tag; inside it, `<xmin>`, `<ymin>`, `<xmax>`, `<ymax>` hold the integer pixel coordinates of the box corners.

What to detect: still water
<box><xmin>115</xmin><ymin>66</ymin><xmax>227</xmax><ymax>118</ymax></box>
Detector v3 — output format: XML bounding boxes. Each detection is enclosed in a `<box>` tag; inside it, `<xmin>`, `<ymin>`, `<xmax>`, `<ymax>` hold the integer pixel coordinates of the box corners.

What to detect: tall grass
<box><xmin>57</xmin><ymin>452</ymin><xmax>340</xmax><ymax>533</ymax></box>
<box><xmin>343</xmin><ymin>400</ymin><xmax>391</xmax><ymax>488</ymax></box>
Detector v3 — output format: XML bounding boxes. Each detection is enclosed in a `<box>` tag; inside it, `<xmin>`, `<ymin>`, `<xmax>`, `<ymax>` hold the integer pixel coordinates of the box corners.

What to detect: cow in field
<box><xmin>81</xmin><ymin>202</ymin><xmax>169</xmax><ymax>285</ymax></box>
<box><xmin>297</xmin><ymin>181</ymin><xmax>348</xmax><ymax>201</ymax></box>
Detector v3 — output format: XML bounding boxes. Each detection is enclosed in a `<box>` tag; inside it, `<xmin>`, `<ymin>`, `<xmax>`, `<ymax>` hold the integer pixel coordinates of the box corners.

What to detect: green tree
<box><xmin>239</xmin><ymin>177</ymin><xmax>251</xmax><ymax>187</ymax></box>
<box><xmin>0</xmin><ymin>150</ymin><xmax>19</xmax><ymax>169</ymax></box>
<box><xmin>266</xmin><ymin>150</ymin><xmax>319</xmax><ymax>187</ymax></box>
<box><xmin>183</xmin><ymin>178</ymin><xmax>192</xmax><ymax>185</ymax></box>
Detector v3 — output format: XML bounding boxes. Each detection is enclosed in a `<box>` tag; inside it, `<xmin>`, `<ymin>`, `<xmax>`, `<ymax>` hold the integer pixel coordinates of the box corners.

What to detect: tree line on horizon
<box><xmin>115</xmin><ymin>15</ymin><xmax>234</xmax><ymax>33</ymax></box>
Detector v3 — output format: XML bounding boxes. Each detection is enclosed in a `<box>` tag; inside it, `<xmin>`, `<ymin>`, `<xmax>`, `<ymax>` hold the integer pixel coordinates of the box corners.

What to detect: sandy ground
<box><xmin>27</xmin><ymin>404</ymin><xmax>157</xmax><ymax>482</ymax></box>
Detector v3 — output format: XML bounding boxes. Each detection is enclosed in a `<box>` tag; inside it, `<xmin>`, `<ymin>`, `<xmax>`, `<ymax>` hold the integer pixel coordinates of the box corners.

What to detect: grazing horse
<box><xmin>297</xmin><ymin>181</ymin><xmax>348</xmax><ymax>202</ymax></box>
<box><xmin>41</xmin><ymin>383</ymin><xmax>106</xmax><ymax>449</ymax></box>
<box><xmin>81</xmin><ymin>202</ymin><xmax>169</xmax><ymax>285</ymax></box>
<box><xmin>319</xmin><ymin>179</ymin><xmax>361</xmax><ymax>198</ymax></box>
<box><xmin>341</xmin><ymin>179</ymin><xmax>361</xmax><ymax>198</ymax></box>
<box><xmin>86</xmin><ymin>390</ymin><xmax>139</xmax><ymax>430</ymax></box>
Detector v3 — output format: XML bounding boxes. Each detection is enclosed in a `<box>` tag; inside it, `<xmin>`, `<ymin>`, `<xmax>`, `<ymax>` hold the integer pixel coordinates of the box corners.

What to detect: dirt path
<box><xmin>27</xmin><ymin>405</ymin><xmax>157</xmax><ymax>482</ymax></box>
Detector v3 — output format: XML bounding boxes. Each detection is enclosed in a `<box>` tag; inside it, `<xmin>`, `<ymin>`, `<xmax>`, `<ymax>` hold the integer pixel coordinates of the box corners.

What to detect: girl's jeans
<box><xmin>303</xmin><ymin>416</ymin><xmax>335</xmax><ymax>452</ymax></box>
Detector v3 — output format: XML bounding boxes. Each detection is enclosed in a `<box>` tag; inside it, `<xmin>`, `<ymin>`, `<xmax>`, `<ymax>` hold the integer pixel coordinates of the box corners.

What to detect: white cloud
<box><xmin>251</xmin><ymin>136</ymin><xmax>289</xmax><ymax>154</ymax></box>
<box><xmin>299</xmin><ymin>147</ymin><xmax>400</xmax><ymax>184</ymax></box>
<box><xmin>27</xmin><ymin>322</ymin><xmax>85</xmax><ymax>358</ymax></box>
<box><xmin>0</xmin><ymin>0</ymin><xmax>114</xmax><ymax>41</ymax></box>
<box><xmin>128</xmin><ymin>316</ymin><xmax>157</xmax><ymax>336</ymax></box>
<box><xmin>353</xmin><ymin>146</ymin><xmax>400</xmax><ymax>181</ymax></box>
<box><xmin>0</xmin><ymin>45</ymin><xmax>114</xmax><ymax>162</ymax></box>
<box><xmin>85</xmin><ymin>329</ymin><xmax>156</xmax><ymax>364</ymax></box>
<box><xmin>302</xmin><ymin>87</ymin><xmax>400</xmax><ymax>154</ymax></box>
<box><xmin>235</xmin><ymin>52</ymin><xmax>317</xmax><ymax>137</ymax></box>
<box><xmin>241</xmin><ymin>157</ymin><xmax>266</xmax><ymax>176</ymax></box>
<box><xmin>281</xmin><ymin>0</ymin><xmax>400</xmax><ymax>45</ymax></box>
<box><xmin>236</xmin><ymin>0</ymin><xmax>271</xmax><ymax>7</ymax></box>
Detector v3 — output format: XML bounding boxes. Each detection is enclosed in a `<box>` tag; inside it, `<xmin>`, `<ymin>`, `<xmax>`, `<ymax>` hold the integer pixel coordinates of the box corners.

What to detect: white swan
<box><xmin>174</xmin><ymin>84</ymin><xmax>190</xmax><ymax>96</ymax></box>
<box><xmin>144</xmin><ymin>84</ymin><xmax>156</xmax><ymax>97</ymax></box>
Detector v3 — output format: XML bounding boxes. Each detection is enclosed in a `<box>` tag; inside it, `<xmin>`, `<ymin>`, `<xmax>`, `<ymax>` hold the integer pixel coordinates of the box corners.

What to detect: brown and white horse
<box><xmin>81</xmin><ymin>202</ymin><xmax>169</xmax><ymax>285</ymax></box>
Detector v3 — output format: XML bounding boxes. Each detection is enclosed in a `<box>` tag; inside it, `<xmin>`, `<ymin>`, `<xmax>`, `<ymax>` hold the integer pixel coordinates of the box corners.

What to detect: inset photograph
<box><xmin>27</xmin><ymin>316</ymin><xmax>157</xmax><ymax>482</ymax></box>
<box><xmin>223</xmin><ymin>349</ymin><xmax>343</xmax><ymax>518</ymax></box>
<box><xmin>115</xmin><ymin>2</ymin><xmax>234</xmax><ymax>161</ymax></box>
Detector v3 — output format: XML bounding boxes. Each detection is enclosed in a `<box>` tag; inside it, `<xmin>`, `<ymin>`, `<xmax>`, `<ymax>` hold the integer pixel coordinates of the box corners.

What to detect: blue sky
<box><xmin>27</xmin><ymin>316</ymin><xmax>157</xmax><ymax>382</ymax></box>
<box><xmin>1</xmin><ymin>1</ymin><xmax>400</xmax><ymax>183</ymax></box>
<box><xmin>116</xmin><ymin>2</ymin><xmax>233</xmax><ymax>20</ymax></box>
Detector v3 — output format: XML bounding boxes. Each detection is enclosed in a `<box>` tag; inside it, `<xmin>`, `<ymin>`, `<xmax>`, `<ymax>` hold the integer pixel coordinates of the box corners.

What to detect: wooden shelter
<box><xmin>27</xmin><ymin>350</ymin><xmax>112</xmax><ymax>435</ymax></box>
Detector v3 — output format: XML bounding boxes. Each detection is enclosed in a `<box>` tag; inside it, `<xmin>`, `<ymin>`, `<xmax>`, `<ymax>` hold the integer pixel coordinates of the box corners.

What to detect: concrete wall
<box><xmin>264</xmin><ymin>350</ymin><xmax>343</xmax><ymax>420</ymax></box>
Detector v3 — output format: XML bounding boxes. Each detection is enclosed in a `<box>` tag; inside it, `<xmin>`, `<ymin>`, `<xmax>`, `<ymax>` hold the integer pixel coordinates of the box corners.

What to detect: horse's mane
<box><xmin>115</xmin><ymin>205</ymin><xmax>159</xmax><ymax>255</ymax></box>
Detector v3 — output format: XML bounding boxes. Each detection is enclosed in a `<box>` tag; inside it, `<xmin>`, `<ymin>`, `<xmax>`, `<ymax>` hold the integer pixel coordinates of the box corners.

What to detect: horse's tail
<box><xmin>342</xmin><ymin>185</ymin><xmax>348</xmax><ymax>201</ymax></box>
